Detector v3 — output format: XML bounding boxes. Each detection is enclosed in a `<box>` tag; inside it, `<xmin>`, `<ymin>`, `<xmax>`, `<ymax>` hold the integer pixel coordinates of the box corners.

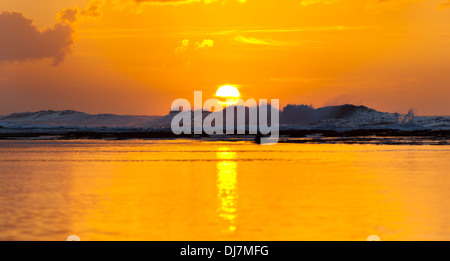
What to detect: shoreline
<box><xmin>0</xmin><ymin>129</ymin><xmax>449</xmax><ymax>145</ymax></box>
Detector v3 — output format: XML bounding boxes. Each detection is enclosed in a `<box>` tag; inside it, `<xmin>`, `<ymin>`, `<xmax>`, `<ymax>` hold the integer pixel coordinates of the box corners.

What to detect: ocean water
<box><xmin>0</xmin><ymin>140</ymin><xmax>448</xmax><ymax>241</ymax></box>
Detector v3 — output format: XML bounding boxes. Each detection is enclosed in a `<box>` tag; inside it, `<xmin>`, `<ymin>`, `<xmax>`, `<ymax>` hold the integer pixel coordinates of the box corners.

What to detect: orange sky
<box><xmin>0</xmin><ymin>0</ymin><xmax>449</xmax><ymax>115</ymax></box>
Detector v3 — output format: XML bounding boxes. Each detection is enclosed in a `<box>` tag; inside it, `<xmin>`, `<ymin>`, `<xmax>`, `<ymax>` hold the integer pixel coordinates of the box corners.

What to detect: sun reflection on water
<box><xmin>216</xmin><ymin>147</ymin><xmax>238</xmax><ymax>233</ymax></box>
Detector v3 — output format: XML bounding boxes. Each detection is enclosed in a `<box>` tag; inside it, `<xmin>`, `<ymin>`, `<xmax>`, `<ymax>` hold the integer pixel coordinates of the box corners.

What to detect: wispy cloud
<box><xmin>180</xmin><ymin>26</ymin><xmax>381</xmax><ymax>36</ymax></box>
<box><xmin>195</xmin><ymin>39</ymin><xmax>214</xmax><ymax>49</ymax></box>
<box><xmin>173</xmin><ymin>38</ymin><xmax>215</xmax><ymax>71</ymax></box>
<box><xmin>58</xmin><ymin>0</ymin><xmax>105</xmax><ymax>24</ymax></box>
<box><xmin>234</xmin><ymin>35</ymin><xmax>293</xmax><ymax>46</ymax></box>
<box><xmin>112</xmin><ymin>0</ymin><xmax>246</xmax><ymax>12</ymax></box>
<box><xmin>79</xmin><ymin>26</ymin><xmax>381</xmax><ymax>40</ymax></box>
<box><xmin>175</xmin><ymin>38</ymin><xmax>214</xmax><ymax>52</ymax></box>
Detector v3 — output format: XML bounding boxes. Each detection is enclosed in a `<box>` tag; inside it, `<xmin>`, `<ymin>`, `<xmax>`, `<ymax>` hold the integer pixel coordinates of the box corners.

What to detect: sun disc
<box><xmin>216</xmin><ymin>85</ymin><xmax>240</xmax><ymax>98</ymax></box>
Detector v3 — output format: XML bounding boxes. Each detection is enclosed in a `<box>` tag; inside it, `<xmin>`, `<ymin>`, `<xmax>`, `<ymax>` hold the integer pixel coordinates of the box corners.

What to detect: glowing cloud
<box><xmin>195</xmin><ymin>39</ymin><xmax>214</xmax><ymax>49</ymax></box>
<box><xmin>175</xmin><ymin>39</ymin><xmax>190</xmax><ymax>53</ymax></box>
<box><xmin>234</xmin><ymin>35</ymin><xmax>292</xmax><ymax>46</ymax></box>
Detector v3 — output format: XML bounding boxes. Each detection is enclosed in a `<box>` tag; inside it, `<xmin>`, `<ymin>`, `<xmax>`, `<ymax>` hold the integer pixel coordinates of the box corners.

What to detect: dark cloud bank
<box><xmin>0</xmin><ymin>11</ymin><xmax>73</xmax><ymax>65</ymax></box>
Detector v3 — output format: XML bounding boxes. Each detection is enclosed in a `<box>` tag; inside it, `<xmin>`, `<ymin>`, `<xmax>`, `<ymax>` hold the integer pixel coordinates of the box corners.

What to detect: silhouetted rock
<box><xmin>279</xmin><ymin>104</ymin><xmax>377</xmax><ymax>125</ymax></box>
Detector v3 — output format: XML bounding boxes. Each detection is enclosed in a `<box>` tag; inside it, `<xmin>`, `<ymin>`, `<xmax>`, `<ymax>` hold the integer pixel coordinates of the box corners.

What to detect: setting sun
<box><xmin>216</xmin><ymin>85</ymin><xmax>240</xmax><ymax>106</ymax></box>
<box><xmin>216</xmin><ymin>85</ymin><xmax>240</xmax><ymax>99</ymax></box>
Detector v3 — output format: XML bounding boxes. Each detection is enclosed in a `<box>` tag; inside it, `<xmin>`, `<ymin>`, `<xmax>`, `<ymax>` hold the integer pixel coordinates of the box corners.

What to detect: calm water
<box><xmin>0</xmin><ymin>140</ymin><xmax>449</xmax><ymax>241</ymax></box>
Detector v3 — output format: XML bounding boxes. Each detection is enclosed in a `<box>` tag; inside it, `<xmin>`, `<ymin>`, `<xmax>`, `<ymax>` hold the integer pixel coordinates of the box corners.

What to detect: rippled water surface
<box><xmin>0</xmin><ymin>140</ymin><xmax>449</xmax><ymax>240</ymax></box>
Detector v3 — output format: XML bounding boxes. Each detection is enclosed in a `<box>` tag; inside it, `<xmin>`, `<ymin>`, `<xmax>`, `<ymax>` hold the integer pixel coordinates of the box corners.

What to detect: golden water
<box><xmin>0</xmin><ymin>140</ymin><xmax>448</xmax><ymax>241</ymax></box>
